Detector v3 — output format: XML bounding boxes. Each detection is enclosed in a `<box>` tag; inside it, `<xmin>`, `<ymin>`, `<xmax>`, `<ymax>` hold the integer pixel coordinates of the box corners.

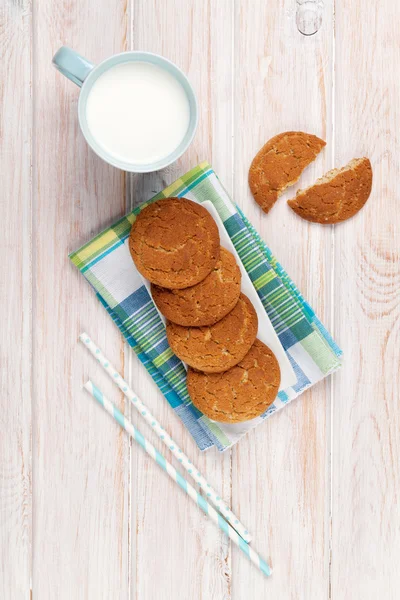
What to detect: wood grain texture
<box><xmin>331</xmin><ymin>1</ymin><xmax>400</xmax><ymax>598</ymax></box>
<box><xmin>0</xmin><ymin>1</ymin><xmax>32</xmax><ymax>598</ymax></box>
<box><xmin>231</xmin><ymin>1</ymin><xmax>334</xmax><ymax>598</ymax></box>
<box><xmin>128</xmin><ymin>2</ymin><xmax>233</xmax><ymax>598</ymax></box>
<box><xmin>31</xmin><ymin>1</ymin><xmax>129</xmax><ymax>598</ymax></box>
<box><xmin>1</xmin><ymin>0</ymin><xmax>400</xmax><ymax>598</ymax></box>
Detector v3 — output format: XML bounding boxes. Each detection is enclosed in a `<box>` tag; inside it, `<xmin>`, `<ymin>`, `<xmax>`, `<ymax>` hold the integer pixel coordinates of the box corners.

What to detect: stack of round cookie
<box><xmin>129</xmin><ymin>197</ymin><xmax>281</xmax><ymax>423</ymax></box>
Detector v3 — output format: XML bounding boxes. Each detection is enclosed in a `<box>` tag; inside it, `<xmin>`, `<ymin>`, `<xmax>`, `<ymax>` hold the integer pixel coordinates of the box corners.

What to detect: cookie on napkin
<box><xmin>166</xmin><ymin>293</ymin><xmax>258</xmax><ymax>373</ymax></box>
<box><xmin>151</xmin><ymin>247</ymin><xmax>241</xmax><ymax>326</ymax></box>
<box><xmin>249</xmin><ymin>131</ymin><xmax>326</xmax><ymax>213</ymax></box>
<box><xmin>186</xmin><ymin>339</ymin><xmax>281</xmax><ymax>423</ymax></box>
<box><xmin>129</xmin><ymin>197</ymin><xmax>220</xmax><ymax>289</ymax></box>
<box><xmin>287</xmin><ymin>157</ymin><xmax>372</xmax><ymax>224</ymax></box>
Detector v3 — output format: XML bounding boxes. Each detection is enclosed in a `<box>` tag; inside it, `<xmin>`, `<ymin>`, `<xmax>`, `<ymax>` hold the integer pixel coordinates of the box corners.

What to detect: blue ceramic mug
<box><xmin>52</xmin><ymin>46</ymin><xmax>198</xmax><ymax>173</ymax></box>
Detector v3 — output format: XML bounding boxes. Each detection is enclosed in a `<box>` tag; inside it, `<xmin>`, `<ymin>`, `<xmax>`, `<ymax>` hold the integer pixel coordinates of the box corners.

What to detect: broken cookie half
<box><xmin>287</xmin><ymin>157</ymin><xmax>372</xmax><ymax>224</ymax></box>
<box><xmin>249</xmin><ymin>131</ymin><xmax>326</xmax><ymax>213</ymax></box>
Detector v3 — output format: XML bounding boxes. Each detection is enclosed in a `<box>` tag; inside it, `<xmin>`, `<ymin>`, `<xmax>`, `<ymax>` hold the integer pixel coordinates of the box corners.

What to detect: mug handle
<box><xmin>52</xmin><ymin>46</ymin><xmax>94</xmax><ymax>87</ymax></box>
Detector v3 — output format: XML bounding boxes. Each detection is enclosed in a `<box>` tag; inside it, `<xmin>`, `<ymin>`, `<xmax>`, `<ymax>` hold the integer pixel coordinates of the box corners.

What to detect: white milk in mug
<box><xmin>85</xmin><ymin>62</ymin><xmax>191</xmax><ymax>165</ymax></box>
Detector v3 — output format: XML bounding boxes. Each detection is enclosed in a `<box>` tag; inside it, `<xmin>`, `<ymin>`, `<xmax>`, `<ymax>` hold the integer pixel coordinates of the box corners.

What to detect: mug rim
<box><xmin>78</xmin><ymin>51</ymin><xmax>198</xmax><ymax>173</ymax></box>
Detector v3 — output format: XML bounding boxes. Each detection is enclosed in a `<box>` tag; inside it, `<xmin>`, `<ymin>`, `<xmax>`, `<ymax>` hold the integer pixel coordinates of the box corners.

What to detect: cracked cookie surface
<box><xmin>166</xmin><ymin>293</ymin><xmax>258</xmax><ymax>373</ymax></box>
<box><xmin>249</xmin><ymin>131</ymin><xmax>326</xmax><ymax>213</ymax></box>
<box><xmin>287</xmin><ymin>157</ymin><xmax>372</xmax><ymax>224</ymax></box>
<box><xmin>151</xmin><ymin>247</ymin><xmax>241</xmax><ymax>326</ymax></box>
<box><xmin>129</xmin><ymin>197</ymin><xmax>220</xmax><ymax>289</ymax></box>
<box><xmin>186</xmin><ymin>339</ymin><xmax>280</xmax><ymax>423</ymax></box>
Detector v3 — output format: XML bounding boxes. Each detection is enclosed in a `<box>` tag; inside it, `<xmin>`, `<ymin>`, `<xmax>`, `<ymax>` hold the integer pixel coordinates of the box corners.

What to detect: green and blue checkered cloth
<box><xmin>70</xmin><ymin>162</ymin><xmax>342</xmax><ymax>451</ymax></box>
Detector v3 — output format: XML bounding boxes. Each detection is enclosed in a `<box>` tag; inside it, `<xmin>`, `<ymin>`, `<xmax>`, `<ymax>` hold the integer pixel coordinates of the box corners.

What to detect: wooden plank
<box><xmin>0</xmin><ymin>1</ymin><xmax>32</xmax><ymax>598</ymax></box>
<box><xmin>331</xmin><ymin>1</ymin><xmax>400</xmax><ymax>598</ymax></box>
<box><xmin>31</xmin><ymin>2</ymin><xmax>130</xmax><ymax>597</ymax></box>
<box><xmin>231</xmin><ymin>1</ymin><xmax>334</xmax><ymax>597</ymax></box>
<box><xmin>128</xmin><ymin>1</ymin><xmax>233</xmax><ymax>598</ymax></box>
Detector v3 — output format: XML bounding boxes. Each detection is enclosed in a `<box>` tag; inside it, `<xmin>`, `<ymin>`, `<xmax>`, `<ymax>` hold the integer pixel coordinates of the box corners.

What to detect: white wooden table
<box><xmin>1</xmin><ymin>1</ymin><xmax>399</xmax><ymax>598</ymax></box>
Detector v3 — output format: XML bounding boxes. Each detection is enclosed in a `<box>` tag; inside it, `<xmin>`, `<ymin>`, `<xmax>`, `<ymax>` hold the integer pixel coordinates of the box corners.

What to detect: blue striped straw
<box><xmin>83</xmin><ymin>380</ymin><xmax>271</xmax><ymax>578</ymax></box>
<box><xmin>80</xmin><ymin>332</ymin><xmax>251</xmax><ymax>543</ymax></box>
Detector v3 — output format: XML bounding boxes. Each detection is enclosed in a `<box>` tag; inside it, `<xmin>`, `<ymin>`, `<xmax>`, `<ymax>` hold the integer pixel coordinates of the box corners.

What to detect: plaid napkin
<box><xmin>70</xmin><ymin>162</ymin><xmax>342</xmax><ymax>451</ymax></box>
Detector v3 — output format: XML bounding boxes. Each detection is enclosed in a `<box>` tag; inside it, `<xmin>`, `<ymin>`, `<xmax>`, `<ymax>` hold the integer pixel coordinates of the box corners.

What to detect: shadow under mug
<box><xmin>52</xmin><ymin>46</ymin><xmax>198</xmax><ymax>173</ymax></box>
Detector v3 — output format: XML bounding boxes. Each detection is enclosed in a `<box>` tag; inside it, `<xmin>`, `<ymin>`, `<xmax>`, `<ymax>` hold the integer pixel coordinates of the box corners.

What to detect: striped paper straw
<box><xmin>84</xmin><ymin>380</ymin><xmax>271</xmax><ymax>577</ymax></box>
<box><xmin>80</xmin><ymin>332</ymin><xmax>251</xmax><ymax>543</ymax></box>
